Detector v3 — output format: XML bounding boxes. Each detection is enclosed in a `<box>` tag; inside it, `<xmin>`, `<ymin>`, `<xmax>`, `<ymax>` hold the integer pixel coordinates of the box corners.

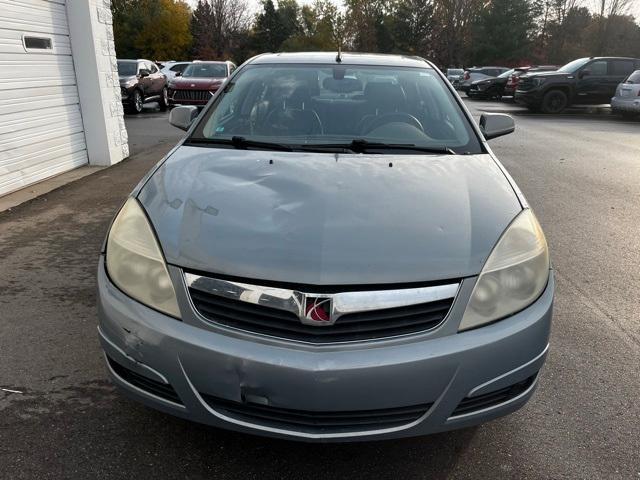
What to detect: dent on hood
<box><xmin>138</xmin><ymin>147</ymin><xmax>521</xmax><ymax>285</ymax></box>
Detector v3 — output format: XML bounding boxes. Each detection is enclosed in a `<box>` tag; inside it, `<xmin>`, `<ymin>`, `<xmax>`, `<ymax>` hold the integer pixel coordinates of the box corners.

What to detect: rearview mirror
<box><xmin>169</xmin><ymin>106</ymin><xmax>199</xmax><ymax>131</ymax></box>
<box><xmin>479</xmin><ymin>113</ymin><xmax>515</xmax><ymax>140</ymax></box>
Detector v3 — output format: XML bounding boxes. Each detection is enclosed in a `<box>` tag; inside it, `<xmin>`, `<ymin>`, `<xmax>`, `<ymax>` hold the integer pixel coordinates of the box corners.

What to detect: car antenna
<box><xmin>336</xmin><ymin>47</ymin><xmax>342</xmax><ymax>63</ymax></box>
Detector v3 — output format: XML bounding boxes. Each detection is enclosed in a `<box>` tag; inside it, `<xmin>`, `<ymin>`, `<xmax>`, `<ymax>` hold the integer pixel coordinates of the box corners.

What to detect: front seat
<box><xmin>264</xmin><ymin>84</ymin><xmax>323</xmax><ymax>136</ymax></box>
<box><xmin>358</xmin><ymin>82</ymin><xmax>407</xmax><ymax>134</ymax></box>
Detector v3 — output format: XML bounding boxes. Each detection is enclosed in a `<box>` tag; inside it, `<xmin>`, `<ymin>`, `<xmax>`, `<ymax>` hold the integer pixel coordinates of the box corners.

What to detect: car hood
<box><xmin>119</xmin><ymin>75</ymin><xmax>137</xmax><ymax>86</ymax></box>
<box><xmin>138</xmin><ymin>147</ymin><xmax>522</xmax><ymax>285</ymax></box>
<box><xmin>526</xmin><ymin>71</ymin><xmax>568</xmax><ymax>80</ymax></box>
<box><xmin>171</xmin><ymin>77</ymin><xmax>225</xmax><ymax>89</ymax></box>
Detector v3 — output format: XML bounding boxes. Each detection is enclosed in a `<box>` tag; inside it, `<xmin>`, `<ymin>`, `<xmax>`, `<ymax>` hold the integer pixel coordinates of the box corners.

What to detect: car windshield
<box><xmin>498</xmin><ymin>69</ymin><xmax>514</xmax><ymax>78</ymax></box>
<box><xmin>557</xmin><ymin>58</ymin><xmax>590</xmax><ymax>73</ymax></box>
<box><xmin>117</xmin><ymin>61</ymin><xmax>137</xmax><ymax>76</ymax></box>
<box><xmin>183</xmin><ymin>63</ymin><xmax>227</xmax><ymax>78</ymax></box>
<box><xmin>190</xmin><ymin>64</ymin><xmax>482</xmax><ymax>154</ymax></box>
<box><xmin>625</xmin><ymin>70</ymin><xmax>640</xmax><ymax>83</ymax></box>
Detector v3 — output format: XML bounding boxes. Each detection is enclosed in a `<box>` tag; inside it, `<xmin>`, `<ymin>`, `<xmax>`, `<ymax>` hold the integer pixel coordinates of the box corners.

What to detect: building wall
<box><xmin>66</xmin><ymin>0</ymin><xmax>129</xmax><ymax>167</ymax></box>
<box><xmin>0</xmin><ymin>0</ymin><xmax>128</xmax><ymax>198</ymax></box>
<box><xmin>0</xmin><ymin>0</ymin><xmax>89</xmax><ymax>196</ymax></box>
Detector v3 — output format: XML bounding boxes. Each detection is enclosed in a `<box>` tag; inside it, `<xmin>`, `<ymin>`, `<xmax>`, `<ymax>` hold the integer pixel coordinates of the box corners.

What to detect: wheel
<box><xmin>541</xmin><ymin>90</ymin><xmax>568</xmax><ymax>114</ymax></box>
<box><xmin>489</xmin><ymin>88</ymin><xmax>502</xmax><ymax>101</ymax></box>
<box><xmin>127</xmin><ymin>90</ymin><xmax>143</xmax><ymax>114</ymax></box>
<box><xmin>620</xmin><ymin>111</ymin><xmax>637</xmax><ymax>119</ymax></box>
<box><xmin>158</xmin><ymin>87</ymin><xmax>168</xmax><ymax>111</ymax></box>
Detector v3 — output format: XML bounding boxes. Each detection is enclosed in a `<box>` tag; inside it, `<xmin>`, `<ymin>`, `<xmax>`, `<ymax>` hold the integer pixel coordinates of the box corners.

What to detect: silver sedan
<box><xmin>611</xmin><ymin>70</ymin><xmax>640</xmax><ymax>118</ymax></box>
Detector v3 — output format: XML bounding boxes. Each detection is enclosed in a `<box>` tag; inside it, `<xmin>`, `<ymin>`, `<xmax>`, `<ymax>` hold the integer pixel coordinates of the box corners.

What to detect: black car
<box><xmin>118</xmin><ymin>59</ymin><xmax>169</xmax><ymax>114</ymax></box>
<box><xmin>467</xmin><ymin>69</ymin><xmax>516</xmax><ymax>100</ymax></box>
<box><xmin>514</xmin><ymin>57</ymin><xmax>640</xmax><ymax>113</ymax></box>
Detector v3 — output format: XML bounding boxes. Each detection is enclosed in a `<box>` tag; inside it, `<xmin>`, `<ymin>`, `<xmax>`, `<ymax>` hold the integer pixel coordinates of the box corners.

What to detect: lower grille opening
<box><xmin>107</xmin><ymin>355</ymin><xmax>182</xmax><ymax>405</ymax></box>
<box><xmin>451</xmin><ymin>374</ymin><xmax>537</xmax><ymax>417</ymax></box>
<box><xmin>202</xmin><ymin>394</ymin><xmax>432</xmax><ymax>434</ymax></box>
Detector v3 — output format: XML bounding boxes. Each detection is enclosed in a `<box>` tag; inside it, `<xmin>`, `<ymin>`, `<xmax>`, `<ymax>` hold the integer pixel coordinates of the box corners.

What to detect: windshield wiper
<box><xmin>300</xmin><ymin>139</ymin><xmax>456</xmax><ymax>155</ymax></box>
<box><xmin>187</xmin><ymin>136</ymin><xmax>294</xmax><ymax>152</ymax></box>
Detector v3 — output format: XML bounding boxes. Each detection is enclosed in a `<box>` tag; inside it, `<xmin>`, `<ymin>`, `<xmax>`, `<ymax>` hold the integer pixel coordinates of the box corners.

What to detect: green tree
<box><xmin>252</xmin><ymin>0</ymin><xmax>301</xmax><ymax>52</ymax></box>
<box><xmin>390</xmin><ymin>0</ymin><xmax>434</xmax><ymax>56</ymax></box>
<box><xmin>344</xmin><ymin>0</ymin><xmax>391</xmax><ymax>52</ymax></box>
<box><xmin>470</xmin><ymin>0</ymin><xmax>541</xmax><ymax>65</ymax></box>
<box><xmin>112</xmin><ymin>0</ymin><xmax>192</xmax><ymax>60</ymax></box>
<box><xmin>280</xmin><ymin>1</ymin><xmax>346</xmax><ymax>51</ymax></box>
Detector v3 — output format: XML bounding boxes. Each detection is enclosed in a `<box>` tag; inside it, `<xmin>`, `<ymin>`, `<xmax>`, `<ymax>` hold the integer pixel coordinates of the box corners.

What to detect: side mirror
<box><xmin>169</xmin><ymin>106</ymin><xmax>199</xmax><ymax>131</ymax></box>
<box><xmin>579</xmin><ymin>69</ymin><xmax>591</xmax><ymax>79</ymax></box>
<box><xmin>139</xmin><ymin>69</ymin><xmax>150</xmax><ymax>78</ymax></box>
<box><xmin>479</xmin><ymin>113</ymin><xmax>515</xmax><ymax>140</ymax></box>
<box><xmin>175</xmin><ymin>71</ymin><xmax>182</xmax><ymax>77</ymax></box>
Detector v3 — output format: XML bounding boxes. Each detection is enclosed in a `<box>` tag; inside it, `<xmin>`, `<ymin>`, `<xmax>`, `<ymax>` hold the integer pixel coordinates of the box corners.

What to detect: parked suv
<box><xmin>160</xmin><ymin>61</ymin><xmax>192</xmax><ymax>81</ymax></box>
<box><xmin>167</xmin><ymin>61</ymin><xmax>235</xmax><ymax>108</ymax></box>
<box><xmin>459</xmin><ymin>67</ymin><xmax>510</xmax><ymax>94</ymax></box>
<box><xmin>514</xmin><ymin>57</ymin><xmax>640</xmax><ymax>113</ymax></box>
<box><xmin>446</xmin><ymin>68</ymin><xmax>464</xmax><ymax>88</ymax></box>
<box><xmin>118</xmin><ymin>59</ymin><xmax>168</xmax><ymax>114</ymax></box>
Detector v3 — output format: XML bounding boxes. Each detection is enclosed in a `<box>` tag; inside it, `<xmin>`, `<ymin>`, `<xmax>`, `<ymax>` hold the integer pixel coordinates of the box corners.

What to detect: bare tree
<box><xmin>432</xmin><ymin>0</ymin><xmax>485</xmax><ymax>67</ymax></box>
<box><xmin>592</xmin><ymin>0</ymin><xmax>633</xmax><ymax>53</ymax></box>
<box><xmin>193</xmin><ymin>0</ymin><xmax>251</xmax><ymax>59</ymax></box>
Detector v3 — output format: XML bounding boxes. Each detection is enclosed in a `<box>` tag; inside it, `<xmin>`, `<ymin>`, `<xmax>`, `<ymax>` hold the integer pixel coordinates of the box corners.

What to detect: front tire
<box><xmin>541</xmin><ymin>90</ymin><xmax>568</xmax><ymax>114</ymax></box>
<box><xmin>127</xmin><ymin>90</ymin><xmax>143</xmax><ymax>114</ymax></box>
<box><xmin>158</xmin><ymin>87</ymin><xmax>168</xmax><ymax>112</ymax></box>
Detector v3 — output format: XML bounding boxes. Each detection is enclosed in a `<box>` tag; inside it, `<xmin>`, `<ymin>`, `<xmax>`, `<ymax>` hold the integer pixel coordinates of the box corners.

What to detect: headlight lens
<box><xmin>459</xmin><ymin>209</ymin><xmax>549</xmax><ymax>331</ymax></box>
<box><xmin>106</xmin><ymin>198</ymin><xmax>181</xmax><ymax>318</ymax></box>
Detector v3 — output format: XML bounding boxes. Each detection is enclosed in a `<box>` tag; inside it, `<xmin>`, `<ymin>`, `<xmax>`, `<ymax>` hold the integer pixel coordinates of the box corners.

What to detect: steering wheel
<box><xmin>360</xmin><ymin>113</ymin><xmax>424</xmax><ymax>135</ymax></box>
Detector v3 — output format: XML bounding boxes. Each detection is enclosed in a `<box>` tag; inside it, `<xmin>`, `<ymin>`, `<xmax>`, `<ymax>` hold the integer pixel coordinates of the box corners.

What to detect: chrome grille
<box><xmin>172</xmin><ymin>89</ymin><xmax>212</xmax><ymax>101</ymax></box>
<box><xmin>185</xmin><ymin>273</ymin><xmax>458</xmax><ymax>343</ymax></box>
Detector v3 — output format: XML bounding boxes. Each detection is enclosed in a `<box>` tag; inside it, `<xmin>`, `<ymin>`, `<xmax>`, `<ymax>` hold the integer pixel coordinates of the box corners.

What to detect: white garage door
<box><xmin>0</xmin><ymin>0</ymin><xmax>88</xmax><ymax>197</ymax></box>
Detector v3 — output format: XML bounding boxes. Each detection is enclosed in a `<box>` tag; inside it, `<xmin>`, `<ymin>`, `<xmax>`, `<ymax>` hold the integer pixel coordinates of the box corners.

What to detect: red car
<box><xmin>504</xmin><ymin>65</ymin><xmax>558</xmax><ymax>96</ymax></box>
<box><xmin>167</xmin><ymin>61</ymin><xmax>236</xmax><ymax>108</ymax></box>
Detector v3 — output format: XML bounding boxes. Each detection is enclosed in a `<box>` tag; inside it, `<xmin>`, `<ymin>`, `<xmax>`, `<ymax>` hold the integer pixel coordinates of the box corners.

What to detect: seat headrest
<box><xmin>364</xmin><ymin>82</ymin><xmax>406</xmax><ymax>112</ymax></box>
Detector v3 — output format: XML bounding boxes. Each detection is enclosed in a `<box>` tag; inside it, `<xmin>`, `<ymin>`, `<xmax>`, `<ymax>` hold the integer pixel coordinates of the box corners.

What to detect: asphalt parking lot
<box><xmin>1</xmin><ymin>99</ymin><xmax>639</xmax><ymax>479</ymax></box>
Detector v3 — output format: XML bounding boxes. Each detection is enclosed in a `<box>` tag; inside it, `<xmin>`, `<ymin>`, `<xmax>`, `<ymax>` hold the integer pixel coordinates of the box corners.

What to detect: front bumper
<box><xmin>98</xmin><ymin>259</ymin><xmax>554</xmax><ymax>441</ymax></box>
<box><xmin>611</xmin><ymin>96</ymin><xmax>640</xmax><ymax>113</ymax></box>
<box><xmin>514</xmin><ymin>89</ymin><xmax>542</xmax><ymax>106</ymax></box>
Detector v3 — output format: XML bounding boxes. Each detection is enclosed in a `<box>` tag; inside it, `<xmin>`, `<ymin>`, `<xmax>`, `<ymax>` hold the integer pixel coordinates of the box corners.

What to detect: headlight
<box><xmin>106</xmin><ymin>198</ymin><xmax>181</xmax><ymax>318</ymax></box>
<box><xmin>459</xmin><ymin>209</ymin><xmax>549</xmax><ymax>331</ymax></box>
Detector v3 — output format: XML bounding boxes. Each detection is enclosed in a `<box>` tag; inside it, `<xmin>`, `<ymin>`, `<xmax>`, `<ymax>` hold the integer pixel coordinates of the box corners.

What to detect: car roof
<box><xmin>117</xmin><ymin>59</ymin><xmax>153</xmax><ymax>63</ymax></box>
<box><xmin>578</xmin><ymin>56</ymin><xmax>640</xmax><ymax>61</ymax></box>
<box><xmin>248</xmin><ymin>52</ymin><xmax>433</xmax><ymax>68</ymax></box>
